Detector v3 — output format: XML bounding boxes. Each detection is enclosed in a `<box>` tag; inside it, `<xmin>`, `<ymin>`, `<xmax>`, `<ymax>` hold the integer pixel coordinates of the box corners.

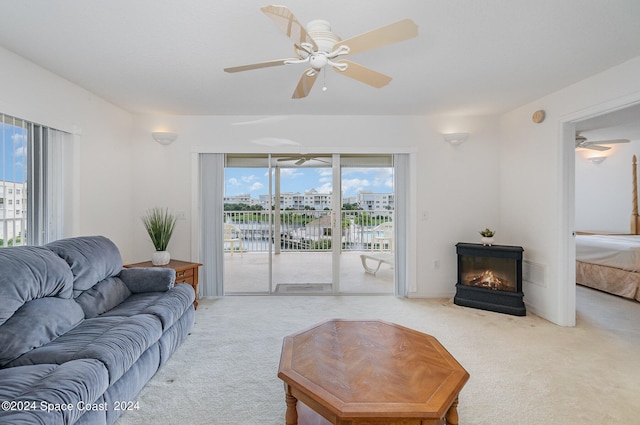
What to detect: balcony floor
<box><xmin>223</xmin><ymin>251</ymin><xmax>394</xmax><ymax>294</ymax></box>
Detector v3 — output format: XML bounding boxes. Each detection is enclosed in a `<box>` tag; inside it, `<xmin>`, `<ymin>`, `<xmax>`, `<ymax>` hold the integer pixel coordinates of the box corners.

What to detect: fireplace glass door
<box><xmin>460</xmin><ymin>256</ymin><xmax>517</xmax><ymax>292</ymax></box>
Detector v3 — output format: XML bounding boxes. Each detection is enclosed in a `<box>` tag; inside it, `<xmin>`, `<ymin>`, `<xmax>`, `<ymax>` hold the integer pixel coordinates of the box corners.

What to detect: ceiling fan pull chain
<box><xmin>322</xmin><ymin>67</ymin><xmax>328</xmax><ymax>92</ymax></box>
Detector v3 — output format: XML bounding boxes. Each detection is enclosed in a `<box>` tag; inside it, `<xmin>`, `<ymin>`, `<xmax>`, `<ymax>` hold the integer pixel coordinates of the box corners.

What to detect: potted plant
<box><xmin>142</xmin><ymin>207</ymin><xmax>177</xmax><ymax>265</ymax></box>
<box><xmin>479</xmin><ymin>228</ymin><xmax>495</xmax><ymax>246</ymax></box>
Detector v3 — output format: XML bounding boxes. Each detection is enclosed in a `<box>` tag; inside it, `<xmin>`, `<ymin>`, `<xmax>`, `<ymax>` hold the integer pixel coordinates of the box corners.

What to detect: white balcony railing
<box><xmin>0</xmin><ymin>217</ymin><xmax>26</xmax><ymax>247</ymax></box>
<box><xmin>224</xmin><ymin>209</ymin><xmax>393</xmax><ymax>253</ymax></box>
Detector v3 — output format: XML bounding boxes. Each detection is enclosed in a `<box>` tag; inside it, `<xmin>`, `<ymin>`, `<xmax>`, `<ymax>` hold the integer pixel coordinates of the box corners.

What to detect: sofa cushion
<box><xmin>158</xmin><ymin>307</ymin><xmax>195</xmax><ymax>367</ymax></box>
<box><xmin>103</xmin><ymin>344</ymin><xmax>160</xmax><ymax>425</ymax></box>
<box><xmin>118</xmin><ymin>267</ymin><xmax>175</xmax><ymax>293</ymax></box>
<box><xmin>0</xmin><ymin>359</ymin><xmax>109</xmax><ymax>425</ymax></box>
<box><xmin>74</xmin><ymin>277</ymin><xmax>132</xmax><ymax>319</ymax></box>
<box><xmin>45</xmin><ymin>236</ymin><xmax>123</xmax><ymax>295</ymax></box>
<box><xmin>8</xmin><ymin>314</ymin><xmax>163</xmax><ymax>385</ymax></box>
<box><xmin>0</xmin><ymin>245</ymin><xmax>74</xmax><ymax>327</ymax></box>
<box><xmin>0</xmin><ymin>297</ymin><xmax>85</xmax><ymax>367</ymax></box>
<box><xmin>101</xmin><ymin>284</ymin><xmax>195</xmax><ymax>330</ymax></box>
<box><xmin>73</xmin><ymin>395</ymin><xmax>107</xmax><ymax>425</ymax></box>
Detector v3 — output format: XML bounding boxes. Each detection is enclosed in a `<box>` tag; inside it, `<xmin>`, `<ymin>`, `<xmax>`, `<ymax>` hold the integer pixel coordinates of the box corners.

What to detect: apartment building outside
<box><xmin>226</xmin><ymin>189</ymin><xmax>394</xmax><ymax>211</ymax></box>
<box><xmin>0</xmin><ymin>180</ymin><xmax>27</xmax><ymax>246</ymax></box>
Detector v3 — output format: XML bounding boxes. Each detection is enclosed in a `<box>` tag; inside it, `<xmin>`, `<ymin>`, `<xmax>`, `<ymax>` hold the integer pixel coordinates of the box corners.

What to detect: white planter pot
<box><xmin>152</xmin><ymin>251</ymin><xmax>171</xmax><ymax>266</ymax></box>
<box><xmin>481</xmin><ymin>237</ymin><xmax>494</xmax><ymax>246</ymax></box>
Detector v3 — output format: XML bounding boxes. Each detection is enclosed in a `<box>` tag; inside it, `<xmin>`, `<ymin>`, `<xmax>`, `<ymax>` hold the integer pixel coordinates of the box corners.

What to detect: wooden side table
<box><xmin>123</xmin><ymin>259</ymin><xmax>202</xmax><ymax>309</ymax></box>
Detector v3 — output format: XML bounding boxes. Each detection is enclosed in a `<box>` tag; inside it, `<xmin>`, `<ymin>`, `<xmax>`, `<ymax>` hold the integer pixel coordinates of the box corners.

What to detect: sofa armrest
<box><xmin>118</xmin><ymin>268</ymin><xmax>175</xmax><ymax>293</ymax></box>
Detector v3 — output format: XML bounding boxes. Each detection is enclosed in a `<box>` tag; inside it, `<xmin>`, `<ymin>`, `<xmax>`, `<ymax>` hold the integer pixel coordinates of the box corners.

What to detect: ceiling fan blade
<box><xmin>277</xmin><ymin>156</ymin><xmax>331</xmax><ymax>166</ymax></box>
<box><xmin>224</xmin><ymin>59</ymin><xmax>290</xmax><ymax>73</ymax></box>
<box><xmin>337</xmin><ymin>19</ymin><xmax>418</xmax><ymax>56</ymax></box>
<box><xmin>589</xmin><ymin>138</ymin><xmax>630</xmax><ymax>145</ymax></box>
<box><xmin>295</xmin><ymin>157</ymin><xmax>331</xmax><ymax>165</ymax></box>
<box><xmin>583</xmin><ymin>144</ymin><xmax>611</xmax><ymax>151</ymax></box>
<box><xmin>292</xmin><ymin>70</ymin><xmax>318</xmax><ymax>99</ymax></box>
<box><xmin>333</xmin><ymin>60</ymin><xmax>392</xmax><ymax>88</ymax></box>
<box><xmin>260</xmin><ymin>5</ymin><xmax>318</xmax><ymax>51</ymax></box>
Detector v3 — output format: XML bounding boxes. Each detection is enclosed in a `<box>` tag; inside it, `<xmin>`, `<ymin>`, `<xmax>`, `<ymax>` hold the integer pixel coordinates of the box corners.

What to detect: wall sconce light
<box><xmin>151</xmin><ymin>132</ymin><xmax>178</xmax><ymax>145</ymax></box>
<box><xmin>443</xmin><ymin>133</ymin><xmax>470</xmax><ymax>145</ymax></box>
<box><xmin>588</xmin><ymin>156</ymin><xmax>606</xmax><ymax>164</ymax></box>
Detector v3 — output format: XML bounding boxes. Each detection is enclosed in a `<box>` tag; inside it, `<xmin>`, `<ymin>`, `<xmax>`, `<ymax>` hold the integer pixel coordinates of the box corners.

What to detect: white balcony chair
<box><xmin>361</xmin><ymin>221</ymin><xmax>394</xmax><ymax>275</ymax></box>
<box><xmin>371</xmin><ymin>221</ymin><xmax>393</xmax><ymax>252</ymax></box>
<box><xmin>360</xmin><ymin>252</ymin><xmax>394</xmax><ymax>275</ymax></box>
<box><xmin>224</xmin><ymin>223</ymin><xmax>243</xmax><ymax>256</ymax></box>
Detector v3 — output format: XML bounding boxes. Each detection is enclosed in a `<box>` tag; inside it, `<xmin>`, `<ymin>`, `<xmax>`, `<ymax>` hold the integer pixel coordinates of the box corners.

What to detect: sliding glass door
<box><xmin>270</xmin><ymin>155</ymin><xmax>336</xmax><ymax>293</ymax></box>
<box><xmin>222</xmin><ymin>154</ymin><xmax>395</xmax><ymax>295</ymax></box>
<box><xmin>339</xmin><ymin>155</ymin><xmax>395</xmax><ymax>294</ymax></box>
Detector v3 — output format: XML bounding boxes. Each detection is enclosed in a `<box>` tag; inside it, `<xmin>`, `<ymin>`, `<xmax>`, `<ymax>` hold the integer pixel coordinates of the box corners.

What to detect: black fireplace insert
<box><xmin>454</xmin><ymin>243</ymin><xmax>525</xmax><ymax>316</ymax></box>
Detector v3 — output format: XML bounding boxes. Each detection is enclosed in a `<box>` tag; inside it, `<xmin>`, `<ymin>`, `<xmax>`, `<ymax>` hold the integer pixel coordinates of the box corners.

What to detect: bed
<box><xmin>575</xmin><ymin>155</ymin><xmax>640</xmax><ymax>302</ymax></box>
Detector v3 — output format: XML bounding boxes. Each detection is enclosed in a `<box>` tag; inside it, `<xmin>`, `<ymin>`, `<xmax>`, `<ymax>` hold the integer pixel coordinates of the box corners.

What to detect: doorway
<box><xmin>222</xmin><ymin>153</ymin><xmax>396</xmax><ymax>295</ymax></box>
<box><xmin>561</xmin><ymin>99</ymin><xmax>640</xmax><ymax>325</ymax></box>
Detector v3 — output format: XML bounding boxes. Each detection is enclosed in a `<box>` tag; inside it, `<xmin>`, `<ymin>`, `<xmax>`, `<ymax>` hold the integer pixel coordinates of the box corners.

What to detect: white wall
<box><xmin>575</xmin><ymin>143</ymin><xmax>639</xmax><ymax>233</ymax></box>
<box><xmin>0</xmin><ymin>44</ymin><xmax>502</xmax><ymax>298</ymax></box>
<box><xmin>500</xmin><ymin>56</ymin><xmax>640</xmax><ymax>325</ymax></box>
<box><xmin>6</xmin><ymin>39</ymin><xmax>639</xmax><ymax>325</ymax></box>
<box><xmin>0</xmin><ymin>46</ymin><xmax>136</xmax><ymax>259</ymax></box>
<box><xmin>129</xmin><ymin>114</ymin><xmax>502</xmax><ymax>297</ymax></box>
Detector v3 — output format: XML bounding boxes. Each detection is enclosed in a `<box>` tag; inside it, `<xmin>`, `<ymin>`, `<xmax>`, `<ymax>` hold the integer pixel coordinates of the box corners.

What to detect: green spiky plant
<box><xmin>142</xmin><ymin>207</ymin><xmax>177</xmax><ymax>251</ymax></box>
<box><xmin>479</xmin><ymin>228</ymin><xmax>496</xmax><ymax>237</ymax></box>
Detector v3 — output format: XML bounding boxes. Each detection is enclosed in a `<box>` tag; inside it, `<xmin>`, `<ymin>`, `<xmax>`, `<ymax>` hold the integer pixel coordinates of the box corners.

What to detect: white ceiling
<box><xmin>576</xmin><ymin>103</ymin><xmax>640</xmax><ymax>143</ymax></box>
<box><xmin>1</xmin><ymin>0</ymin><xmax>640</xmax><ymax>118</ymax></box>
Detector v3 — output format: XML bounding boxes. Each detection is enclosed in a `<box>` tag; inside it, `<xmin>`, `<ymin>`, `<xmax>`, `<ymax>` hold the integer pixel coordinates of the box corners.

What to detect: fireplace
<box><xmin>454</xmin><ymin>243</ymin><xmax>526</xmax><ymax>316</ymax></box>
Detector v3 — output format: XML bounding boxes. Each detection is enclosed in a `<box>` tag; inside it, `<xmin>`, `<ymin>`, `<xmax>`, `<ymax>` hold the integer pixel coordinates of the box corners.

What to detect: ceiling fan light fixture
<box><xmin>588</xmin><ymin>156</ymin><xmax>607</xmax><ymax>164</ymax></box>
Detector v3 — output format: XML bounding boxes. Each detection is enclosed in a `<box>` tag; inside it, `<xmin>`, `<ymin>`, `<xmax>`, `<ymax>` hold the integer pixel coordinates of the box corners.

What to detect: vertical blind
<box><xmin>0</xmin><ymin>113</ymin><xmax>70</xmax><ymax>247</ymax></box>
<box><xmin>393</xmin><ymin>153</ymin><xmax>410</xmax><ymax>296</ymax></box>
<box><xmin>200</xmin><ymin>153</ymin><xmax>225</xmax><ymax>296</ymax></box>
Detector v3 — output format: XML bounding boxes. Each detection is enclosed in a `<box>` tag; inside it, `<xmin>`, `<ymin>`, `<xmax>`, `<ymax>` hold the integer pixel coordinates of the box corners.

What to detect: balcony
<box><xmin>223</xmin><ymin>209</ymin><xmax>394</xmax><ymax>294</ymax></box>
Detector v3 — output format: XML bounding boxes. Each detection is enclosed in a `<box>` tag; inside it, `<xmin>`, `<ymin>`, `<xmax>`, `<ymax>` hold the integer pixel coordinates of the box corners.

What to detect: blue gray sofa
<box><xmin>0</xmin><ymin>236</ymin><xmax>195</xmax><ymax>424</ymax></box>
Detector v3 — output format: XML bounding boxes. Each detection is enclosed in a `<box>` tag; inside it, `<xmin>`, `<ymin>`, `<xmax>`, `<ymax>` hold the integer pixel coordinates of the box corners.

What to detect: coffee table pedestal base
<box><xmin>284</xmin><ymin>388</ymin><xmax>461</xmax><ymax>425</ymax></box>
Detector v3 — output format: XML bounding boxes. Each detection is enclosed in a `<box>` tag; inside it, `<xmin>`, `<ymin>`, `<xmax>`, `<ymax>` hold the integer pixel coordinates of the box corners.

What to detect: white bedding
<box><xmin>575</xmin><ymin>235</ymin><xmax>640</xmax><ymax>272</ymax></box>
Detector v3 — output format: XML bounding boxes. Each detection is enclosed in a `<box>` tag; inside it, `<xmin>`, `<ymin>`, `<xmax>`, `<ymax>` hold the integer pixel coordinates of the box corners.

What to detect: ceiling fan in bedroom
<box><xmin>277</xmin><ymin>155</ymin><xmax>331</xmax><ymax>166</ymax></box>
<box><xmin>575</xmin><ymin>132</ymin><xmax>630</xmax><ymax>151</ymax></box>
<box><xmin>223</xmin><ymin>5</ymin><xmax>418</xmax><ymax>99</ymax></box>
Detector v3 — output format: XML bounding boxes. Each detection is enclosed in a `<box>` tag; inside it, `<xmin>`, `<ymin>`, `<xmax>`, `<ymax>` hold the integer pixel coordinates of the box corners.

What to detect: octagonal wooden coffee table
<box><xmin>278</xmin><ymin>319</ymin><xmax>469</xmax><ymax>425</ymax></box>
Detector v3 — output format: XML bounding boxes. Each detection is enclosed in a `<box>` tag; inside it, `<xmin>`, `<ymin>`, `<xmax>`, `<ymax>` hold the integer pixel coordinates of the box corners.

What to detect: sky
<box><xmin>225</xmin><ymin>167</ymin><xmax>393</xmax><ymax>198</ymax></box>
<box><xmin>0</xmin><ymin>123</ymin><xmax>27</xmax><ymax>183</ymax></box>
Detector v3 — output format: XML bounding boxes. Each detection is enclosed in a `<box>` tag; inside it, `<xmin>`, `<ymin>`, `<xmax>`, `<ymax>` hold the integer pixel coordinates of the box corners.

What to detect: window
<box><xmin>1</xmin><ymin>113</ymin><xmax>70</xmax><ymax>247</ymax></box>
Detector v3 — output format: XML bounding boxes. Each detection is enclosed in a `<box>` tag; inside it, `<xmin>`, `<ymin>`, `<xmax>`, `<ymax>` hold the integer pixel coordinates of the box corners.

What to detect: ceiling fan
<box><xmin>224</xmin><ymin>5</ymin><xmax>418</xmax><ymax>99</ymax></box>
<box><xmin>575</xmin><ymin>132</ymin><xmax>630</xmax><ymax>151</ymax></box>
<box><xmin>277</xmin><ymin>156</ymin><xmax>331</xmax><ymax>166</ymax></box>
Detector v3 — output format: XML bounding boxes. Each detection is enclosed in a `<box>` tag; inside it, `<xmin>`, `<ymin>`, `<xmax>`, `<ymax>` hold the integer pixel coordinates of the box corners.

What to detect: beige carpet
<box><xmin>117</xmin><ymin>286</ymin><xmax>640</xmax><ymax>424</ymax></box>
